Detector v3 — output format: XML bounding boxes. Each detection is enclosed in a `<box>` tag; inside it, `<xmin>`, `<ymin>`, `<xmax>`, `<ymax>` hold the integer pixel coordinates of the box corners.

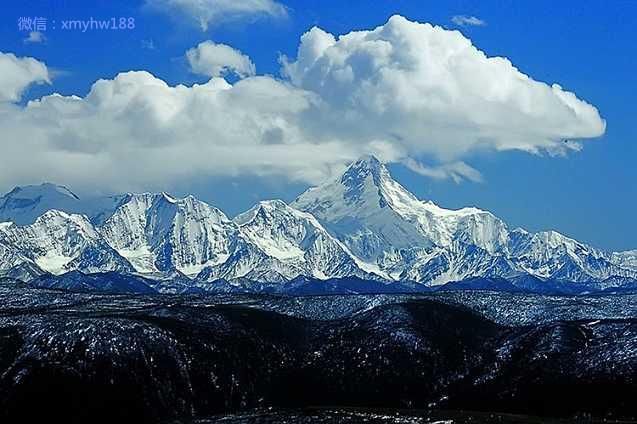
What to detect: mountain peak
<box><xmin>293</xmin><ymin>154</ymin><xmax>420</xmax><ymax>217</ymax></box>
<box><xmin>36</xmin><ymin>209</ymin><xmax>72</xmax><ymax>220</ymax></box>
<box><xmin>1</xmin><ymin>174</ymin><xmax>636</xmax><ymax>287</ymax></box>
<box><xmin>351</xmin><ymin>154</ymin><xmax>383</xmax><ymax>169</ymax></box>
<box><xmin>340</xmin><ymin>155</ymin><xmax>387</xmax><ymax>187</ymax></box>
<box><xmin>40</xmin><ymin>182</ymin><xmax>80</xmax><ymax>200</ymax></box>
<box><xmin>234</xmin><ymin>199</ymin><xmax>293</xmax><ymax>226</ymax></box>
<box><xmin>0</xmin><ymin>182</ymin><xmax>84</xmax><ymax>226</ymax></box>
<box><xmin>257</xmin><ymin>199</ymin><xmax>289</xmax><ymax>210</ymax></box>
<box><xmin>4</xmin><ymin>182</ymin><xmax>80</xmax><ymax>201</ymax></box>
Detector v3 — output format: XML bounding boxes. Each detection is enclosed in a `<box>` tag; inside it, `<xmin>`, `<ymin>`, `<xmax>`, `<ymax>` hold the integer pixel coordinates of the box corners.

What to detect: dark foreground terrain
<box><xmin>0</xmin><ymin>282</ymin><xmax>635</xmax><ymax>423</ymax></box>
<box><xmin>195</xmin><ymin>408</ymin><xmax>621</xmax><ymax>423</ymax></box>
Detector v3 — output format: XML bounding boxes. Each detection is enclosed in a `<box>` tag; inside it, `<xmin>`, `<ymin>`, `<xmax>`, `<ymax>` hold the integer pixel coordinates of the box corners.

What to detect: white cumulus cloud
<box><xmin>146</xmin><ymin>0</ymin><xmax>288</xmax><ymax>30</ymax></box>
<box><xmin>0</xmin><ymin>52</ymin><xmax>50</xmax><ymax>102</ymax></box>
<box><xmin>0</xmin><ymin>70</ymin><xmax>344</xmax><ymax>192</ymax></box>
<box><xmin>187</xmin><ymin>41</ymin><xmax>256</xmax><ymax>78</ymax></box>
<box><xmin>0</xmin><ymin>16</ymin><xmax>606</xmax><ymax>193</ymax></box>
<box><xmin>281</xmin><ymin>15</ymin><xmax>605</xmax><ymax>165</ymax></box>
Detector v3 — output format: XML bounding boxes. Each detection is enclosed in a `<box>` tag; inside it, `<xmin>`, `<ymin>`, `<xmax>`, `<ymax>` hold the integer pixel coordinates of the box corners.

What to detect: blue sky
<box><xmin>1</xmin><ymin>0</ymin><xmax>635</xmax><ymax>251</ymax></box>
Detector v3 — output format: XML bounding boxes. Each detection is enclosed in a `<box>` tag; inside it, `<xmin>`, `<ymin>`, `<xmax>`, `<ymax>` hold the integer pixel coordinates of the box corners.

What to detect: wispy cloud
<box><xmin>451</xmin><ymin>15</ymin><xmax>486</xmax><ymax>27</ymax></box>
<box><xmin>146</xmin><ymin>0</ymin><xmax>288</xmax><ymax>31</ymax></box>
<box><xmin>23</xmin><ymin>31</ymin><xmax>46</xmax><ymax>44</ymax></box>
<box><xmin>141</xmin><ymin>39</ymin><xmax>156</xmax><ymax>50</ymax></box>
<box><xmin>403</xmin><ymin>158</ymin><xmax>484</xmax><ymax>183</ymax></box>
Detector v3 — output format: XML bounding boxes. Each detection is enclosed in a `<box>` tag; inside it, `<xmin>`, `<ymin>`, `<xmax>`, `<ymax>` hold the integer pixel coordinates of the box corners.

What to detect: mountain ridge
<box><xmin>1</xmin><ymin>155</ymin><xmax>636</xmax><ymax>292</ymax></box>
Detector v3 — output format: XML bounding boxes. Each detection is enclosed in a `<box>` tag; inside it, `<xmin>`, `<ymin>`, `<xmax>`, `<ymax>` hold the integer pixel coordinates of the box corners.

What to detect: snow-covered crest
<box><xmin>1</xmin><ymin>155</ymin><xmax>636</xmax><ymax>287</ymax></box>
<box><xmin>293</xmin><ymin>155</ymin><xmax>633</xmax><ymax>284</ymax></box>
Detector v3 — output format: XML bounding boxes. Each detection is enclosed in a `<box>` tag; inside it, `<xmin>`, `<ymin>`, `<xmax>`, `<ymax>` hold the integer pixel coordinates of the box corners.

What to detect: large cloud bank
<box><xmin>0</xmin><ymin>16</ymin><xmax>605</xmax><ymax>192</ymax></box>
<box><xmin>281</xmin><ymin>16</ymin><xmax>604</xmax><ymax>161</ymax></box>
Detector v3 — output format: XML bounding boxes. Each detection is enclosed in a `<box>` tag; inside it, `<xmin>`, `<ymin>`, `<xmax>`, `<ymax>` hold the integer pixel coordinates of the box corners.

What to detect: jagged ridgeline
<box><xmin>1</xmin><ymin>156</ymin><xmax>636</xmax><ymax>293</ymax></box>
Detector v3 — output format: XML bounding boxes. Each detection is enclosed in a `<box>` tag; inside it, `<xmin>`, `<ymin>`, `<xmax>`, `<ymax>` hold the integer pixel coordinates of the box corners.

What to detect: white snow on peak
<box><xmin>291</xmin><ymin>154</ymin><xmax>631</xmax><ymax>284</ymax></box>
<box><xmin>161</xmin><ymin>192</ymin><xmax>178</xmax><ymax>203</ymax></box>
<box><xmin>293</xmin><ymin>155</ymin><xmax>509</xmax><ymax>259</ymax></box>
<box><xmin>295</xmin><ymin>155</ymin><xmax>487</xmax><ymax>224</ymax></box>
<box><xmin>0</xmin><ymin>208</ymin><xmax>129</xmax><ymax>275</ymax></box>
<box><xmin>420</xmin><ymin>200</ymin><xmax>486</xmax><ymax>218</ymax></box>
<box><xmin>34</xmin><ymin>209</ymin><xmax>100</xmax><ymax>240</ymax></box>
<box><xmin>536</xmin><ymin>230</ymin><xmax>580</xmax><ymax>249</ymax></box>
<box><xmin>0</xmin><ymin>182</ymin><xmax>130</xmax><ymax>227</ymax></box>
<box><xmin>16</xmin><ymin>182</ymin><xmax>79</xmax><ymax>200</ymax></box>
<box><xmin>611</xmin><ymin>250</ymin><xmax>637</xmax><ymax>271</ymax></box>
<box><xmin>0</xmin><ymin>183</ymin><xmax>83</xmax><ymax>226</ymax></box>
<box><xmin>231</xmin><ymin>199</ymin><xmax>386</xmax><ymax>280</ymax></box>
<box><xmin>1</xmin><ymin>164</ymin><xmax>636</xmax><ymax>286</ymax></box>
<box><xmin>235</xmin><ymin>201</ymin><xmax>307</xmax><ymax>261</ymax></box>
<box><xmin>100</xmin><ymin>191</ymin><xmax>235</xmax><ymax>275</ymax></box>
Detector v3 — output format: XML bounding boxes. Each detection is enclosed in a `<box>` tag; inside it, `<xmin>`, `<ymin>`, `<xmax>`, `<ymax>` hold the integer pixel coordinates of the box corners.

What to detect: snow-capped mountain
<box><xmin>293</xmin><ymin>155</ymin><xmax>637</xmax><ymax>285</ymax></box>
<box><xmin>100</xmin><ymin>192</ymin><xmax>240</xmax><ymax>276</ymax></box>
<box><xmin>0</xmin><ymin>182</ymin><xmax>126</xmax><ymax>226</ymax></box>
<box><xmin>507</xmin><ymin>228</ymin><xmax>631</xmax><ymax>282</ymax></box>
<box><xmin>0</xmin><ymin>155</ymin><xmax>636</xmax><ymax>291</ymax></box>
<box><xmin>294</xmin><ymin>156</ymin><xmax>509</xmax><ymax>254</ymax></box>
<box><xmin>611</xmin><ymin>250</ymin><xmax>637</xmax><ymax>272</ymax></box>
<box><xmin>0</xmin><ymin>190</ymin><xmax>375</xmax><ymax>283</ymax></box>
<box><xmin>0</xmin><ymin>224</ymin><xmax>39</xmax><ymax>279</ymax></box>
<box><xmin>293</xmin><ymin>156</ymin><xmax>514</xmax><ymax>283</ymax></box>
<box><xmin>188</xmin><ymin>200</ymin><xmax>380</xmax><ymax>283</ymax></box>
<box><xmin>227</xmin><ymin>200</ymin><xmax>381</xmax><ymax>281</ymax></box>
<box><xmin>98</xmin><ymin>193</ymin><xmax>374</xmax><ymax>281</ymax></box>
<box><xmin>0</xmin><ymin>210</ymin><xmax>133</xmax><ymax>276</ymax></box>
<box><xmin>0</xmin><ymin>183</ymin><xmax>83</xmax><ymax>225</ymax></box>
